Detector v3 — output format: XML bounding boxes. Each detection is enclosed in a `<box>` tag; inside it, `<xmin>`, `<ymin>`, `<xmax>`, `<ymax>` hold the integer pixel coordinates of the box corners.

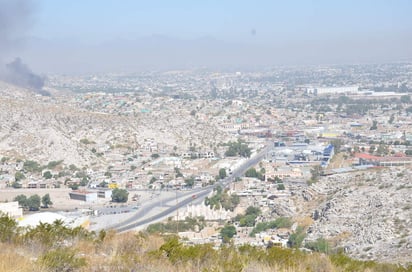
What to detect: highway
<box><xmin>113</xmin><ymin>142</ymin><xmax>273</xmax><ymax>232</ymax></box>
<box><xmin>108</xmin><ymin>187</ymin><xmax>209</xmax><ymax>230</ymax></box>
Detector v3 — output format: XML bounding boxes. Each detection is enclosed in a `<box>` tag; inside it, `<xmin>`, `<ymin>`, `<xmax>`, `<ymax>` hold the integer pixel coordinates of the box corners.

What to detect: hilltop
<box><xmin>0</xmin><ymin>81</ymin><xmax>229</xmax><ymax>168</ymax></box>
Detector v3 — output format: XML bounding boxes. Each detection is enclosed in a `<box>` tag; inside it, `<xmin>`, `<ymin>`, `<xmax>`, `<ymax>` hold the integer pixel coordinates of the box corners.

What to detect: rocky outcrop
<box><xmin>306</xmin><ymin>168</ymin><xmax>412</xmax><ymax>263</ymax></box>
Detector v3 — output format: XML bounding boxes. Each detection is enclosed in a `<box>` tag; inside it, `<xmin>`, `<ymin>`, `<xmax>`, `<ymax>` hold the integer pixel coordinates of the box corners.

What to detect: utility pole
<box><xmin>176</xmin><ymin>188</ymin><xmax>179</xmax><ymax>233</ymax></box>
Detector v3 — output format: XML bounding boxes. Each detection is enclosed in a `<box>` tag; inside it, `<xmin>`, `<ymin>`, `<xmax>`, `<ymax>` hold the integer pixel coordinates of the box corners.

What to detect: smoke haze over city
<box><xmin>0</xmin><ymin>0</ymin><xmax>46</xmax><ymax>92</ymax></box>
<box><xmin>2</xmin><ymin>0</ymin><xmax>409</xmax><ymax>74</ymax></box>
<box><xmin>1</xmin><ymin>2</ymin><xmax>412</xmax><ymax>270</ymax></box>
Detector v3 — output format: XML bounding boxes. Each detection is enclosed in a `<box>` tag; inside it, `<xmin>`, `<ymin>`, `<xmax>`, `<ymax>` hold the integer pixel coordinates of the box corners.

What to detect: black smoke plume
<box><xmin>1</xmin><ymin>58</ymin><xmax>50</xmax><ymax>96</ymax></box>
<box><xmin>5</xmin><ymin>58</ymin><xmax>43</xmax><ymax>88</ymax></box>
<box><xmin>0</xmin><ymin>0</ymin><xmax>49</xmax><ymax>95</ymax></box>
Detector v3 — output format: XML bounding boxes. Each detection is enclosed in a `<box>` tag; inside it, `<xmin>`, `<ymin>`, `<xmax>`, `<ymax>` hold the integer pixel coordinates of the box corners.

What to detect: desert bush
<box><xmin>38</xmin><ymin>247</ymin><xmax>86</xmax><ymax>272</ymax></box>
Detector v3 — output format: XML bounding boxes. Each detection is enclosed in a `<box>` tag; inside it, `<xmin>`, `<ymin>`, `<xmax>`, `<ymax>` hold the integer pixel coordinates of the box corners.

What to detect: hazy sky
<box><xmin>15</xmin><ymin>0</ymin><xmax>412</xmax><ymax>72</ymax></box>
<box><xmin>32</xmin><ymin>0</ymin><xmax>411</xmax><ymax>43</ymax></box>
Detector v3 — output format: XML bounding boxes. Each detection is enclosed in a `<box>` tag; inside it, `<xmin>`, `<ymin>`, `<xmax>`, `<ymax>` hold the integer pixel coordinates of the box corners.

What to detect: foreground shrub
<box><xmin>38</xmin><ymin>247</ymin><xmax>86</xmax><ymax>272</ymax></box>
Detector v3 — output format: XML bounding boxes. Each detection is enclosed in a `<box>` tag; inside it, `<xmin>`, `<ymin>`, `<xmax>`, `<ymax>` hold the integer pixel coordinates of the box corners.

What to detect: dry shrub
<box><xmin>37</xmin><ymin>247</ymin><xmax>87</xmax><ymax>272</ymax></box>
<box><xmin>1</xmin><ymin>226</ymin><xmax>411</xmax><ymax>272</ymax></box>
<box><xmin>112</xmin><ymin>232</ymin><xmax>142</xmax><ymax>254</ymax></box>
<box><xmin>88</xmin><ymin>231</ymin><xmax>170</xmax><ymax>272</ymax></box>
<box><xmin>136</xmin><ymin>231</ymin><xmax>165</xmax><ymax>251</ymax></box>
<box><xmin>244</xmin><ymin>261</ymin><xmax>280</xmax><ymax>272</ymax></box>
<box><xmin>303</xmin><ymin>253</ymin><xmax>335</xmax><ymax>272</ymax></box>
<box><xmin>0</xmin><ymin>249</ymin><xmax>36</xmax><ymax>272</ymax></box>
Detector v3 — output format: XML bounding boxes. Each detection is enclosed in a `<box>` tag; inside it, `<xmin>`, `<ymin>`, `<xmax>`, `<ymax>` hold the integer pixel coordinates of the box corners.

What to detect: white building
<box><xmin>315</xmin><ymin>86</ymin><xmax>359</xmax><ymax>95</ymax></box>
<box><xmin>0</xmin><ymin>201</ymin><xmax>23</xmax><ymax>218</ymax></box>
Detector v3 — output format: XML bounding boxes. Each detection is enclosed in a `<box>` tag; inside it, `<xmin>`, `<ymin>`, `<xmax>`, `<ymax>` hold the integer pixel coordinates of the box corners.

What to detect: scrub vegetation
<box><xmin>1</xmin><ymin>213</ymin><xmax>411</xmax><ymax>272</ymax></box>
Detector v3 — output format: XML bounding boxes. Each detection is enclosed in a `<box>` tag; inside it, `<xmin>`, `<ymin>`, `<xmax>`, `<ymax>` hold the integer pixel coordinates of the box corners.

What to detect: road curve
<box><xmin>113</xmin><ymin>142</ymin><xmax>272</xmax><ymax>232</ymax></box>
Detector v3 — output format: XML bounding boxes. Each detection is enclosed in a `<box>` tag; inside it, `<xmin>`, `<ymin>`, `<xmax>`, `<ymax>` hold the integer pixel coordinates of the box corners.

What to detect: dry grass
<box><xmin>0</xmin><ymin>245</ymin><xmax>37</xmax><ymax>272</ymax></box>
<box><xmin>1</xmin><ymin>231</ymin><xmax>411</xmax><ymax>272</ymax></box>
<box><xmin>295</xmin><ymin>216</ymin><xmax>314</xmax><ymax>227</ymax></box>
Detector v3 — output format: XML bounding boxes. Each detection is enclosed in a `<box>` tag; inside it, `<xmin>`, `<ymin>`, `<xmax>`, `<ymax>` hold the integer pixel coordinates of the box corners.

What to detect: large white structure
<box><xmin>0</xmin><ymin>201</ymin><xmax>23</xmax><ymax>218</ymax></box>
<box><xmin>313</xmin><ymin>86</ymin><xmax>359</xmax><ymax>95</ymax></box>
<box><xmin>176</xmin><ymin>204</ymin><xmax>232</xmax><ymax>221</ymax></box>
<box><xmin>69</xmin><ymin>190</ymin><xmax>98</xmax><ymax>202</ymax></box>
<box><xmin>18</xmin><ymin>212</ymin><xmax>90</xmax><ymax>229</ymax></box>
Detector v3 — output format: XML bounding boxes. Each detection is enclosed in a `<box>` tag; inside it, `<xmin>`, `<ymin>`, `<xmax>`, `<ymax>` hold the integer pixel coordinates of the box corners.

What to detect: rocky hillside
<box><xmin>0</xmin><ymin>89</ymin><xmax>132</xmax><ymax>166</ymax></box>
<box><xmin>0</xmin><ymin>82</ymin><xmax>229</xmax><ymax>167</ymax></box>
<box><xmin>304</xmin><ymin>167</ymin><xmax>412</xmax><ymax>264</ymax></box>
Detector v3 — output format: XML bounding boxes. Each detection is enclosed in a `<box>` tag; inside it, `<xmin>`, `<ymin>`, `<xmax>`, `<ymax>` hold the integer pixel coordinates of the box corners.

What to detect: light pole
<box><xmin>176</xmin><ymin>188</ymin><xmax>179</xmax><ymax>233</ymax></box>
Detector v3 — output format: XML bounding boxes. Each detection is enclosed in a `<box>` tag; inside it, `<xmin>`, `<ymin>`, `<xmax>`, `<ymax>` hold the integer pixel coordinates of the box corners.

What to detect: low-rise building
<box><xmin>69</xmin><ymin>190</ymin><xmax>98</xmax><ymax>202</ymax></box>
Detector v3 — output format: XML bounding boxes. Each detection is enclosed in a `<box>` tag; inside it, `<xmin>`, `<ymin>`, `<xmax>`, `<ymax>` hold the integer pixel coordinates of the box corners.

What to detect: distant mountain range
<box><xmin>14</xmin><ymin>33</ymin><xmax>412</xmax><ymax>74</ymax></box>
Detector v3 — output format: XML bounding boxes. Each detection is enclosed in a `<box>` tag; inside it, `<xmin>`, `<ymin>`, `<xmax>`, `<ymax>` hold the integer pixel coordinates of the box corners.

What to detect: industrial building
<box><xmin>69</xmin><ymin>190</ymin><xmax>98</xmax><ymax>202</ymax></box>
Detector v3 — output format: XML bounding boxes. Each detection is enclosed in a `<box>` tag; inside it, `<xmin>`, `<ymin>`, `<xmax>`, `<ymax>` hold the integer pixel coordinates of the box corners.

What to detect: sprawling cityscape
<box><xmin>0</xmin><ymin>1</ymin><xmax>411</xmax><ymax>271</ymax></box>
<box><xmin>1</xmin><ymin>63</ymin><xmax>412</xmax><ymax>267</ymax></box>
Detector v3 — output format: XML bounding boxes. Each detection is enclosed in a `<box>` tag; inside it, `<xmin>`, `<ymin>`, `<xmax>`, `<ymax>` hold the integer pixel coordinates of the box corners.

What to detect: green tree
<box><xmin>205</xmin><ymin>186</ymin><xmax>240</xmax><ymax>211</ymax></box>
<box><xmin>149</xmin><ymin>176</ymin><xmax>157</xmax><ymax>184</ymax></box>
<box><xmin>239</xmin><ymin>214</ymin><xmax>257</xmax><ymax>227</ymax></box>
<box><xmin>400</xmin><ymin>95</ymin><xmax>411</xmax><ymax>104</ymax></box>
<box><xmin>330</xmin><ymin>139</ymin><xmax>344</xmax><ymax>153</ymax></box>
<box><xmin>224</xmin><ymin>140</ymin><xmax>251</xmax><ymax>158</ymax></box>
<box><xmin>11</xmin><ymin>181</ymin><xmax>22</xmax><ymax>188</ymax></box>
<box><xmin>288</xmin><ymin>226</ymin><xmax>306</xmax><ymax>248</ymax></box>
<box><xmin>0</xmin><ymin>213</ymin><xmax>20</xmax><ymax>243</ymax></box>
<box><xmin>174</xmin><ymin>167</ymin><xmax>183</xmax><ymax>178</ymax></box>
<box><xmin>14</xmin><ymin>194</ymin><xmax>28</xmax><ymax>209</ymax></box>
<box><xmin>111</xmin><ymin>188</ymin><xmax>129</xmax><ymax>203</ymax></box>
<box><xmin>46</xmin><ymin>160</ymin><xmax>63</xmax><ymax>169</ymax></box>
<box><xmin>237</xmin><ymin>206</ymin><xmax>261</xmax><ymax>227</ymax></box>
<box><xmin>273</xmin><ymin>217</ymin><xmax>293</xmax><ymax>228</ymax></box>
<box><xmin>99</xmin><ymin>181</ymin><xmax>108</xmax><ymax>188</ymax></box>
<box><xmin>15</xmin><ymin>171</ymin><xmax>25</xmax><ymax>182</ymax></box>
<box><xmin>80</xmin><ymin>138</ymin><xmax>94</xmax><ymax>145</ymax></box>
<box><xmin>80</xmin><ymin>176</ymin><xmax>88</xmax><ymax>186</ymax></box>
<box><xmin>219</xmin><ymin>168</ymin><xmax>227</xmax><ymax>179</ymax></box>
<box><xmin>69</xmin><ymin>183</ymin><xmax>79</xmax><ymax>190</ymax></box>
<box><xmin>245</xmin><ymin>167</ymin><xmax>264</xmax><ymax>180</ymax></box>
<box><xmin>245</xmin><ymin>206</ymin><xmax>261</xmax><ymax>217</ymax></box>
<box><xmin>41</xmin><ymin>193</ymin><xmax>53</xmax><ymax>208</ymax></box>
<box><xmin>250</xmin><ymin>217</ymin><xmax>293</xmax><ymax>237</ymax></box>
<box><xmin>370</xmin><ymin>120</ymin><xmax>378</xmax><ymax>130</ymax></box>
<box><xmin>39</xmin><ymin>247</ymin><xmax>87</xmax><ymax>272</ymax></box>
<box><xmin>43</xmin><ymin>171</ymin><xmax>53</xmax><ymax>179</ymax></box>
<box><xmin>305</xmin><ymin>238</ymin><xmax>329</xmax><ymax>253</ymax></box>
<box><xmin>23</xmin><ymin>160</ymin><xmax>42</xmax><ymax>172</ymax></box>
<box><xmin>308</xmin><ymin>165</ymin><xmax>322</xmax><ymax>184</ymax></box>
<box><xmin>275</xmin><ymin>176</ymin><xmax>283</xmax><ymax>183</ymax></box>
<box><xmin>184</xmin><ymin>176</ymin><xmax>195</xmax><ymax>188</ymax></box>
<box><xmin>230</xmin><ymin>193</ymin><xmax>240</xmax><ymax>207</ymax></box>
<box><xmin>245</xmin><ymin>167</ymin><xmax>258</xmax><ymax>178</ymax></box>
<box><xmin>277</xmin><ymin>183</ymin><xmax>285</xmax><ymax>190</ymax></box>
<box><xmin>1</xmin><ymin>156</ymin><xmax>9</xmax><ymax>163</ymax></box>
<box><xmin>69</xmin><ymin>164</ymin><xmax>79</xmax><ymax>171</ymax></box>
<box><xmin>388</xmin><ymin>114</ymin><xmax>395</xmax><ymax>124</ymax></box>
<box><xmin>220</xmin><ymin>224</ymin><xmax>237</xmax><ymax>242</ymax></box>
<box><xmin>27</xmin><ymin>194</ymin><xmax>41</xmax><ymax>211</ymax></box>
<box><xmin>376</xmin><ymin>144</ymin><xmax>388</xmax><ymax>156</ymax></box>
